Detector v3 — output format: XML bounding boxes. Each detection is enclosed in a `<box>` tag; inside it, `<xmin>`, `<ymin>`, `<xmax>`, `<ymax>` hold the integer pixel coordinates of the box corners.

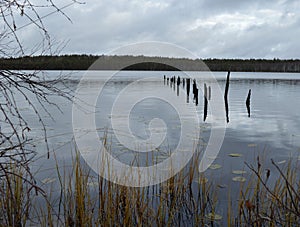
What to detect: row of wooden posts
<box><xmin>163</xmin><ymin>71</ymin><xmax>251</xmax><ymax>122</ymax></box>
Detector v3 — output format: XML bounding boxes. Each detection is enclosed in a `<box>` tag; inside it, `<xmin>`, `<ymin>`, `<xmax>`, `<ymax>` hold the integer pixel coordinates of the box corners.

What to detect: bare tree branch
<box><xmin>0</xmin><ymin>3</ymin><xmax>78</xmax><ymax>224</ymax></box>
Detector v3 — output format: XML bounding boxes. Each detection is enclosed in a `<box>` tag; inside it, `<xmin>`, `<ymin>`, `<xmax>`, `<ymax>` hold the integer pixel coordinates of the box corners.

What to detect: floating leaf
<box><xmin>209</xmin><ymin>164</ymin><xmax>222</xmax><ymax>170</ymax></box>
<box><xmin>194</xmin><ymin>177</ymin><xmax>208</xmax><ymax>184</ymax></box>
<box><xmin>228</xmin><ymin>153</ymin><xmax>243</xmax><ymax>157</ymax></box>
<box><xmin>232</xmin><ymin>170</ymin><xmax>247</xmax><ymax>175</ymax></box>
<box><xmin>155</xmin><ymin>155</ymin><xmax>169</xmax><ymax>161</ymax></box>
<box><xmin>159</xmin><ymin>166</ymin><xmax>174</xmax><ymax>172</ymax></box>
<box><xmin>19</xmin><ymin>107</ymin><xmax>30</xmax><ymax>111</ymax></box>
<box><xmin>232</xmin><ymin>176</ymin><xmax>246</xmax><ymax>182</ymax></box>
<box><xmin>87</xmin><ymin>181</ymin><xmax>99</xmax><ymax>187</ymax></box>
<box><xmin>42</xmin><ymin>178</ymin><xmax>56</xmax><ymax>184</ymax></box>
<box><xmin>248</xmin><ymin>143</ymin><xmax>257</xmax><ymax>147</ymax></box>
<box><xmin>161</xmin><ymin>187</ymin><xmax>172</xmax><ymax>194</ymax></box>
<box><xmin>206</xmin><ymin>155</ymin><xmax>217</xmax><ymax>160</ymax></box>
<box><xmin>277</xmin><ymin>160</ymin><xmax>286</xmax><ymax>164</ymax></box>
<box><xmin>217</xmin><ymin>184</ymin><xmax>227</xmax><ymax>189</ymax></box>
<box><xmin>205</xmin><ymin>212</ymin><xmax>222</xmax><ymax>221</ymax></box>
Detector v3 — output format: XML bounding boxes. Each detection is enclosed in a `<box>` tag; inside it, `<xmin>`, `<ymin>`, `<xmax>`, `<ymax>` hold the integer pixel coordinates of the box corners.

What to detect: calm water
<box><xmin>8</xmin><ymin>70</ymin><xmax>300</xmax><ymax>222</ymax></box>
<box><xmin>13</xmin><ymin>70</ymin><xmax>299</xmax><ymax>176</ymax></box>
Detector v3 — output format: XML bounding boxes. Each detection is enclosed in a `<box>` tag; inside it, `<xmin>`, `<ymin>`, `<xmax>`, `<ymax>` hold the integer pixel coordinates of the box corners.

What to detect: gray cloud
<box><xmin>13</xmin><ymin>0</ymin><xmax>300</xmax><ymax>58</ymax></box>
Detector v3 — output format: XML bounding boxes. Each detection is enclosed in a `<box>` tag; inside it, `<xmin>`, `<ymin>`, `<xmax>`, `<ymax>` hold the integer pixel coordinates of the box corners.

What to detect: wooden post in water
<box><xmin>186</xmin><ymin>78</ymin><xmax>190</xmax><ymax>103</ymax></box>
<box><xmin>173</xmin><ymin>77</ymin><xmax>176</xmax><ymax>91</ymax></box>
<box><xmin>208</xmin><ymin>86</ymin><xmax>211</xmax><ymax>101</ymax></box>
<box><xmin>195</xmin><ymin>87</ymin><xmax>199</xmax><ymax>106</ymax></box>
<box><xmin>191</xmin><ymin>79</ymin><xmax>198</xmax><ymax>105</ymax></box>
<box><xmin>246</xmin><ymin>89</ymin><xmax>251</xmax><ymax>117</ymax></box>
<box><xmin>224</xmin><ymin>71</ymin><xmax>230</xmax><ymax>123</ymax></box>
<box><xmin>193</xmin><ymin>79</ymin><xmax>197</xmax><ymax>101</ymax></box>
<box><xmin>177</xmin><ymin>76</ymin><xmax>181</xmax><ymax>86</ymax></box>
<box><xmin>177</xmin><ymin>76</ymin><xmax>180</xmax><ymax>96</ymax></box>
<box><xmin>187</xmin><ymin>79</ymin><xmax>190</xmax><ymax>96</ymax></box>
<box><xmin>204</xmin><ymin>83</ymin><xmax>208</xmax><ymax>121</ymax></box>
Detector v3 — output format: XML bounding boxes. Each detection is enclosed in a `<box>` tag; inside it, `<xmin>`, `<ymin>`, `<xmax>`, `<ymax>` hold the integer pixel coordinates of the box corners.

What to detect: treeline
<box><xmin>1</xmin><ymin>54</ymin><xmax>300</xmax><ymax>72</ymax></box>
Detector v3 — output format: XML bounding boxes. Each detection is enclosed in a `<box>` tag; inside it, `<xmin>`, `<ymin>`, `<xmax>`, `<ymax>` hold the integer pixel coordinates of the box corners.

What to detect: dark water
<box><xmin>9</xmin><ymin>70</ymin><xmax>300</xmax><ymax>223</ymax></box>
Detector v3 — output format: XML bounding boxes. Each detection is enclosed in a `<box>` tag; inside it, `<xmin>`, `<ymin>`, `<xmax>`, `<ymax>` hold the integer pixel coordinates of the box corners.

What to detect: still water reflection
<box><xmin>17</xmin><ymin>71</ymin><xmax>300</xmax><ymax>185</ymax></box>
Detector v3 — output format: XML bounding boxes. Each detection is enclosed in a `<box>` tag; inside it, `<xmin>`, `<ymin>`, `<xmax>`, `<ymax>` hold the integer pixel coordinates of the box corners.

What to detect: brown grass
<box><xmin>0</xmin><ymin>152</ymin><xmax>299</xmax><ymax>226</ymax></box>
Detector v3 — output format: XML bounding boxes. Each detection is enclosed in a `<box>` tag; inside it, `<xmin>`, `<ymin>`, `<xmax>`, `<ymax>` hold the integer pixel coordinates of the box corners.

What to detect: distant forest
<box><xmin>1</xmin><ymin>55</ymin><xmax>300</xmax><ymax>72</ymax></box>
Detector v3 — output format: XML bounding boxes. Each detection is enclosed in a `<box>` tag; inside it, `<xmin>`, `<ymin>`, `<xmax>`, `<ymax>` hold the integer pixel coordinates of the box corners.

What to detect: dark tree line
<box><xmin>1</xmin><ymin>55</ymin><xmax>300</xmax><ymax>72</ymax></box>
<box><xmin>205</xmin><ymin>58</ymin><xmax>300</xmax><ymax>72</ymax></box>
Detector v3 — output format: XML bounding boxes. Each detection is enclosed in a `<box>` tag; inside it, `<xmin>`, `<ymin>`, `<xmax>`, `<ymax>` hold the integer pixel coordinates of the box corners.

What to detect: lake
<box><xmin>10</xmin><ymin>70</ymin><xmax>300</xmax><ymax>223</ymax></box>
<box><xmin>25</xmin><ymin>70</ymin><xmax>300</xmax><ymax>165</ymax></box>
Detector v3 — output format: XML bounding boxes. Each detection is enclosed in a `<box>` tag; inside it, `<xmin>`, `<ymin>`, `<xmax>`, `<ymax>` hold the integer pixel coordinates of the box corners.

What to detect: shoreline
<box><xmin>2</xmin><ymin>55</ymin><xmax>300</xmax><ymax>72</ymax></box>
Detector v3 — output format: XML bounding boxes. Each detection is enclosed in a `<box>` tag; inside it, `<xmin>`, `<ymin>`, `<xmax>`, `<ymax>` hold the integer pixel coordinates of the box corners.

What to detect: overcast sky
<box><xmin>15</xmin><ymin>0</ymin><xmax>300</xmax><ymax>59</ymax></box>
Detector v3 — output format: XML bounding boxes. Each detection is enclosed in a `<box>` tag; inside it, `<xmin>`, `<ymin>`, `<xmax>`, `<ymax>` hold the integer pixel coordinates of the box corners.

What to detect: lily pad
<box><xmin>248</xmin><ymin>143</ymin><xmax>257</xmax><ymax>147</ymax></box>
<box><xmin>205</xmin><ymin>212</ymin><xmax>222</xmax><ymax>221</ymax></box>
<box><xmin>228</xmin><ymin>153</ymin><xmax>243</xmax><ymax>157</ymax></box>
<box><xmin>209</xmin><ymin>164</ymin><xmax>222</xmax><ymax>170</ymax></box>
<box><xmin>232</xmin><ymin>170</ymin><xmax>247</xmax><ymax>175</ymax></box>
<box><xmin>232</xmin><ymin>176</ymin><xmax>246</xmax><ymax>182</ymax></box>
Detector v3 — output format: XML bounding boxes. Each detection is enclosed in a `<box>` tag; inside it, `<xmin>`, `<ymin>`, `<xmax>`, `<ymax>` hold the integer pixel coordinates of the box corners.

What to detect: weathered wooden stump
<box><xmin>246</xmin><ymin>89</ymin><xmax>251</xmax><ymax>117</ymax></box>
<box><xmin>204</xmin><ymin>83</ymin><xmax>208</xmax><ymax>121</ymax></box>
<box><xmin>195</xmin><ymin>87</ymin><xmax>199</xmax><ymax>106</ymax></box>
<box><xmin>224</xmin><ymin>71</ymin><xmax>230</xmax><ymax>123</ymax></box>
<box><xmin>177</xmin><ymin>76</ymin><xmax>181</xmax><ymax>86</ymax></box>
<box><xmin>186</xmin><ymin>78</ymin><xmax>190</xmax><ymax>97</ymax></box>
